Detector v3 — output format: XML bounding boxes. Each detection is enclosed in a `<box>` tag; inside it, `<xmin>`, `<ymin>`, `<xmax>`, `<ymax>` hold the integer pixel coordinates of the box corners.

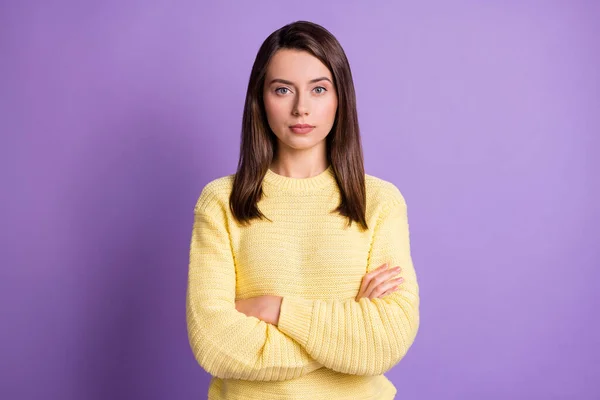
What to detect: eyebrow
<box><xmin>267</xmin><ymin>77</ymin><xmax>333</xmax><ymax>86</ymax></box>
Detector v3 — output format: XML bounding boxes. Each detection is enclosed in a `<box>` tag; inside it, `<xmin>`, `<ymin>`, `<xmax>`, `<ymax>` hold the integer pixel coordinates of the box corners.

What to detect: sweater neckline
<box><xmin>263</xmin><ymin>164</ymin><xmax>336</xmax><ymax>191</ymax></box>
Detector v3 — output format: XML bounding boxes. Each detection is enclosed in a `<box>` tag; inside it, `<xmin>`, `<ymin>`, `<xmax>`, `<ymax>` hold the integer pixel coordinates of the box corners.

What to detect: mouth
<box><xmin>289</xmin><ymin>125</ymin><xmax>315</xmax><ymax>134</ymax></box>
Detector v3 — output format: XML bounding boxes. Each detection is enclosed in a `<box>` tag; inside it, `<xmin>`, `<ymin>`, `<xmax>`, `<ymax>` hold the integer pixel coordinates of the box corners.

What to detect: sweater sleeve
<box><xmin>276</xmin><ymin>185</ymin><xmax>420</xmax><ymax>376</ymax></box>
<box><xmin>186</xmin><ymin>195</ymin><xmax>323</xmax><ymax>381</ymax></box>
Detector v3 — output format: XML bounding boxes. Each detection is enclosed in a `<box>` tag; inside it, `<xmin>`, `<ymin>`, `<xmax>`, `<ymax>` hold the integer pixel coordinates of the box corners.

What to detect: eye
<box><xmin>275</xmin><ymin>87</ymin><xmax>290</xmax><ymax>95</ymax></box>
<box><xmin>313</xmin><ymin>86</ymin><xmax>327</xmax><ymax>94</ymax></box>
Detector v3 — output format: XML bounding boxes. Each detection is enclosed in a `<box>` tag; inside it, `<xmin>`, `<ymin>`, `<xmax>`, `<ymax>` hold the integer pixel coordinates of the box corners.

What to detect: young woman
<box><xmin>186</xmin><ymin>20</ymin><xmax>420</xmax><ymax>400</ymax></box>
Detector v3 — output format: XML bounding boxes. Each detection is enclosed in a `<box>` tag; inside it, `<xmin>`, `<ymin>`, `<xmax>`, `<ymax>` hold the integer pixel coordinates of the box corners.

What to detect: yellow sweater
<box><xmin>186</xmin><ymin>165</ymin><xmax>420</xmax><ymax>400</ymax></box>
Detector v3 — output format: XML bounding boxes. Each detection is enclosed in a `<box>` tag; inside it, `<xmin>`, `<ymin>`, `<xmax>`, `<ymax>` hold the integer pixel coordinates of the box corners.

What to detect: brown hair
<box><xmin>230</xmin><ymin>20</ymin><xmax>368</xmax><ymax>230</ymax></box>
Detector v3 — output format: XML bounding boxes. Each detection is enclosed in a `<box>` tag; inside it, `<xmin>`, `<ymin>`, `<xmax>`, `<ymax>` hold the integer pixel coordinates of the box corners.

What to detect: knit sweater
<box><xmin>186</xmin><ymin>164</ymin><xmax>420</xmax><ymax>400</ymax></box>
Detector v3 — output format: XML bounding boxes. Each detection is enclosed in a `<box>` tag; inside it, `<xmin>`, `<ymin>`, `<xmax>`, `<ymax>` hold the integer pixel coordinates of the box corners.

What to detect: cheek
<box><xmin>264</xmin><ymin>96</ymin><xmax>287</xmax><ymax>122</ymax></box>
<box><xmin>318</xmin><ymin>97</ymin><xmax>338</xmax><ymax>122</ymax></box>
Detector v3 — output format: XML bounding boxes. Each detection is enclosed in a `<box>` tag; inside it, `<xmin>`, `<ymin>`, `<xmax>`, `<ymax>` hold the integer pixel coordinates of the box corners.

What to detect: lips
<box><xmin>289</xmin><ymin>124</ymin><xmax>314</xmax><ymax>134</ymax></box>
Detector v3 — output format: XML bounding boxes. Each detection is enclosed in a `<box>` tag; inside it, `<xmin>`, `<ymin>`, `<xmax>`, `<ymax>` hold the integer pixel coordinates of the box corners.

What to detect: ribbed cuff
<box><xmin>277</xmin><ymin>296</ymin><xmax>314</xmax><ymax>347</ymax></box>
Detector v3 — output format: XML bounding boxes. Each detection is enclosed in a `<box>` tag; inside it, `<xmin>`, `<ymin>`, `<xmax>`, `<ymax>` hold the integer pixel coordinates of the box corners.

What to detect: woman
<box><xmin>186</xmin><ymin>20</ymin><xmax>420</xmax><ymax>400</ymax></box>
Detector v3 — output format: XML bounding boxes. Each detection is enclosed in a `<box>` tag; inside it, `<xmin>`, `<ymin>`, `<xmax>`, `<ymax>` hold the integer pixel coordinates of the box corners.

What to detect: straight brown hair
<box><xmin>230</xmin><ymin>20</ymin><xmax>368</xmax><ymax>230</ymax></box>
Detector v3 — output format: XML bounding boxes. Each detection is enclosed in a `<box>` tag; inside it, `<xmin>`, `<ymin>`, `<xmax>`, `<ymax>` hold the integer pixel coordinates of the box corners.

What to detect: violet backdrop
<box><xmin>1</xmin><ymin>1</ymin><xmax>599</xmax><ymax>399</ymax></box>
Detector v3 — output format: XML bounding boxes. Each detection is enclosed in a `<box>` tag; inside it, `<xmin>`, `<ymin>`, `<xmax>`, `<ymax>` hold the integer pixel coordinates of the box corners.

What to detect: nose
<box><xmin>292</xmin><ymin>92</ymin><xmax>310</xmax><ymax>116</ymax></box>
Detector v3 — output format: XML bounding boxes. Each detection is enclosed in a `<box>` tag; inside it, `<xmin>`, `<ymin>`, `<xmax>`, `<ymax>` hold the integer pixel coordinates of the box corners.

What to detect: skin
<box><xmin>355</xmin><ymin>264</ymin><xmax>404</xmax><ymax>301</ymax></box>
<box><xmin>234</xmin><ymin>49</ymin><xmax>404</xmax><ymax>325</ymax></box>
<box><xmin>263</xmin><ymin>48</ymin><xmax>337</xmax><ymax>178</ymax></box>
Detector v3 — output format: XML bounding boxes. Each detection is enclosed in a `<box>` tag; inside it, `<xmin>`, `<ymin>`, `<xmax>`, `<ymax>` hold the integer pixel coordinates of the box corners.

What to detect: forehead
<box><xmin>265</xmin><ymin>49</ymin><xmax>332</xmax><ymax>81</ymax></box>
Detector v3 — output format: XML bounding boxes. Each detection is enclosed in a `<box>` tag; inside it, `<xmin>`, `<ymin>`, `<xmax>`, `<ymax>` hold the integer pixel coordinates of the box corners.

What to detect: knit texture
<box><xmin>186</xmin><ymin>165</ymin><xmax>420</xmax><ymax>400</ymax></box>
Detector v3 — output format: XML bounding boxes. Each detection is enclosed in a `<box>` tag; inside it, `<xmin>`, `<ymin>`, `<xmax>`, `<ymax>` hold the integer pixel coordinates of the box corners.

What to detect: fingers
<box><xmin>356</xmin><ymin>263</ymin><xmax>388</xmax><ymax>300</ymax></box>
<box><xmin>374</xmin><ymin>277</ymin><xmax>404</xmax><ymax>298</ymax></box>
<box><xmin>363</xmin><ymin>265</ymin><xmax>402</xmax><ymax>299</ymax></box>
<box><xmin>355</xmin><ymin>263</ymin><xmax>403</xmax><ymax>301</ymax></box>
<box><xmin>377</xmin><ymin>286</ymin><xmax>399</xmax><ymax>298</ymax></box>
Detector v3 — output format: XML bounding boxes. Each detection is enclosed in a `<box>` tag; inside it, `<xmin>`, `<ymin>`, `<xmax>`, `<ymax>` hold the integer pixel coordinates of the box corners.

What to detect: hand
<box><xmin>355</xmin><ymin>263</ymin><xmax>403</xmax><ymax>301</ymax></box>
<box><xmin>235</xmin><ymin>295</ymin><xmax>283</xmax><ymax>325</ymax></box>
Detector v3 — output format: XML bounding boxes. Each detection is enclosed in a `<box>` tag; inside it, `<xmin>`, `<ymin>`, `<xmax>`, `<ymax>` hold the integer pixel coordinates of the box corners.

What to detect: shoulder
<box><xmin>365</xmin><ymin>172</ymin><xmax>407</xmax><ymax>208</ymax></box>
<box><xmin>193</xmin><ymin>173</ymin><xmax>235</xmax><ymax>214</ymax></box>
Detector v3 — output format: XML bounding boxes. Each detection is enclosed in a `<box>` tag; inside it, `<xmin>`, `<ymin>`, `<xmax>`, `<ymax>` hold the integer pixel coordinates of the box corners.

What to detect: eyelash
<box><xmin>275</xmin><ymin>86</ymin><xmax>327</xmax><ymax>95</ymax></box>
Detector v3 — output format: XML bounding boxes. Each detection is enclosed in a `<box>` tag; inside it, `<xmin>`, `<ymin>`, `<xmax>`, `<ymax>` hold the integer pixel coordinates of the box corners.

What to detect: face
<box><xmin>262</xmin><ymin>49</ymin><xmax>338</xmax><ymax>155</ymax></box>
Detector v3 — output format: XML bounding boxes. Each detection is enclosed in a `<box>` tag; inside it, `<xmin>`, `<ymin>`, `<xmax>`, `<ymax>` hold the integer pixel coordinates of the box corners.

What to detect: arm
<box><xmin>276</xmin><ymin>186</ymin><xmax>420</xmax><ymax>376</ymax></box>
<box><xmin>186</xmin><ymin>197</ymin><xmax>323</xmax><ymax>381</ymax></box>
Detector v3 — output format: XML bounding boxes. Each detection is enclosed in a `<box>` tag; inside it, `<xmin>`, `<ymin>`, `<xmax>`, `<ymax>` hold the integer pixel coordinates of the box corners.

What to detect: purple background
<box><xmin>2</xmin><ymin>1</ymin><xmax>599</xmax><ymax>399</ymax></box>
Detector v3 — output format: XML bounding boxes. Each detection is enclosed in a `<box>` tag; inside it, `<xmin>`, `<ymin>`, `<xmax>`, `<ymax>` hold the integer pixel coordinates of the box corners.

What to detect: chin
<box><xmin>283</xmin><ymin>136</ymin><xmax>327</xmax><ymax>148</ymax></box>
<box><xmin>272</xmin><ymin>127</ymin><xmax>330</xmax><ymax>149</ymax></box>
<box><xmin>282</xmin><ymin>142</ymin><xmax>319</xmax><ymax>151</ymax></box>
